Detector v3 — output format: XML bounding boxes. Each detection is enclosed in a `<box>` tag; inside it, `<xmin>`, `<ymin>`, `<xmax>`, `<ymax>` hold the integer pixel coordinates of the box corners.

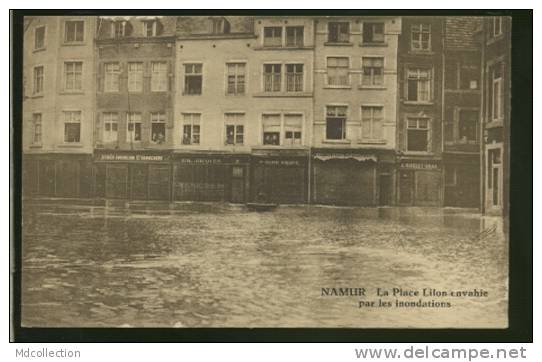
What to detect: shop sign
<box><xmin>97</xmin><ymin>153</ymin><xmax>167</xmax><ymax>162</ymax></box>
<box><xmin>400</xmin><ymin>161</ymin><xmax>439</xmax><ymax>170</ymax></box>
<box><xmin>313</xmin><ymin>152</ymin><xmax>377</xmax><ymax>162</ymax></box>
<box><xmin>257</xmin><ymin>159</ymin><xmax>302</xmax><ymax>167</ymax></box>
<box><xmin>178</xmin><ymin>158</ymin><xmax>224</xmax><ymax>165</ymax></box>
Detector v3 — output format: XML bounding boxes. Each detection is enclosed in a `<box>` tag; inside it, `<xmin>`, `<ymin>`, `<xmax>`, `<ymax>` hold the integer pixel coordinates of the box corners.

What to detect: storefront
<box><xmin>311</xmin><ymin>149</ymin><xmax>385</xmax><ymax>207</ymax></box>
<box><xmin>23</xmin><ymin>153</ymin><xmax>93</xmax><ymax>199</ymax></box>
<box><xmin>172</xmin><ymin>153</ymin><xmax>250</xmax><ymax>203</ymax></box>
<box><xmin>443</xmin><ymin>153</ymin><xmax>480</xmax><ymax>208</ymax></box>
<box><xmin>397</xmin><ymin>157</ymin><xmax>442</xmax><ymax>207</ymax></box>
<box><xmin>94</xmin><ymin>150</ymin><xmax>172</xmax><ymax>201</ymax></box>
<box><xmin>251</xmin><ymin>149</ymin><xmax>308</xmax><ymax>204</ymax></box>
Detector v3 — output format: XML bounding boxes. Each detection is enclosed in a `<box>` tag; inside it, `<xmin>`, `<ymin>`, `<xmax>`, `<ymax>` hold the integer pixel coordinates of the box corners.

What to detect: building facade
<box><xmin>23</xmin><ymin>16</ymin><xmax>97</xmax><ymax>198</ymax></box>
<box><xmin>442</xmin><ymin>17</ymin><xmax>482</xmax><ymax>208</ymax></box>
<box><xmin>480</xmin><ymin>16</ymin><xmax>511</xmax><ymax>216</ymax></box>
<box><xmin>312</xmin><ymin>16</ymin><xmax>401</xmax><ymax>206</ymax></box>
<box><xmin>396</xmin><ymin>16</ymin><xmax>444</xmax><ymax>207</ymax></box>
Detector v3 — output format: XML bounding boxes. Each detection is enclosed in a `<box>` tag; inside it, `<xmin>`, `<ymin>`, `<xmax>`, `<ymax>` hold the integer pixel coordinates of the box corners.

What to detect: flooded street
<box><xmin>21</xmin><ymin>200</ymin><xmax>508</xmax><ymax>328</ymax></box>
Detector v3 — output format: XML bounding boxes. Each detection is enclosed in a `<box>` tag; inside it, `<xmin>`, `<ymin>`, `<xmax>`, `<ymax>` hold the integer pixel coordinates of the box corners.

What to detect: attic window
<box><xmin>143</xmin><ymin>20</ymin><xmax>163</xmax><ymax>37</ymax></box>
<box><xmin>112</xmin><ymin>21</ymin><xmax>132</xmax><ymax>38</ymax></box>
<box><xmin>210</xmin><ymin>18</ymin><xmax>230</xmax><ymax>34</ymax></box>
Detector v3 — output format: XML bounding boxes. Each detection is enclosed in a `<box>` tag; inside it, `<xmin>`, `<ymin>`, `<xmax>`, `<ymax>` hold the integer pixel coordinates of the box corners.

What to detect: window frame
<box><xmin>34</xmin><ymin>25</ymin><xmax>46</xmax><ymax>50</ymax></box>
<box><xmin>62</xmin><ymin>110</ymin><xmax>82</xmax><ymax>143</ymax></box>
<box><xmin>32</xmin><ymin>113</ymin><xmax>42</xmax><ymax>144</ymax></box>
<box><xmin>104</xmin><ymin>62</ymin><xmax>120</xmax><ymax>93</ymax></box>
<box><xmin>102</xmin><ymin>112</ymin><xmax>119</xmax><ymax>143</ymax></box>
<box><xmin>127</xmin><ymin>62</ymin><xmax>144</xmax><ymax>92</ymax></box>
<box><xmin>491</xmin><ymin>65</ymin><xmax>504</xmax><ymax>121</ymax></box>
<box><xmin>285</xmin><ymin>63</ymin><xmax>304</xmax><ymax>92</ymax></box>
<box><xmin>361</xmin><ymin>56</ymin><xmax>384</xmax><ymax>87</ymax></box>
<box><xmin>406</xmin><ymin>67</ymin><xmax>433</xmax><ymax>103</ymax></box>
<box><xmin>33</xmin><ymin>65</ymin><xmax>44</xmax><ymax>95</ymax></box>
<box><xmin>263</xmin><ymin>26</ymin><xmax>283</xmax><ymax>47</ymax></box>
<box><xmin>64</xmin><ymin>20</ymin><xmax>85</xmax><ymax>44</ymax></box>
<box><xmin>261</xmin><ymin>113</ymin><xmax>282</xmax><ymax>146</ymax></box>
<box><xmin>263</xmin><ymin>63</ymin><xmax>282</xmax><ymax>92</ymax></box>
<box><xmin>150</xmin><ymin>112</ymin><xmax>167</xmax><ymax>144</ymax></box>
<box><xmin>326</xmin><ymin>56</ymin><xmax>350</xmax><ymax>87</ymax></box>
<box><xmin>362</xmin><ymin>22</ymin><xmax>385</xmax><ymax>44</ymax></box>
<box><xmin>126</xmin><ymin>112</ymin><xmax>142</xmax><ymax>143</ymax></box>
<box><xmin>224</xmin><ymin>113</ymin><xmax>245</xmax><ymax>146</ymax></box>
<box><xmin>64</xmin><ymin>61</ymin><xmax>83</xmax><ymax>92</ymax></box>
<box><xmin>283</xmin><ymin>113</ymin><xmax>303</xmax><ymax>146</ymax></box>
<box><xmin>225</xmin><ymin>62</ymin><xmax>247</xmax><ymax>96</ymax></box>
<box><xmin>325</xmin><ymin>105</ymin><xmax>348</xmax><ymax>141</ymax></box>
<box><xmin>151</xmin><ymin>61</ymin><xmax>168</xmax><ymax>92</ymax></box>
<box><xmin>410</xmin><ymin>23</ymin><xmax>431</xmax><ymax>52</ymax></box>
<box><xmin>285</xmin><ymin>26</ymin><xmax>304</xmax><ymax>47</ymax></box>
<box><xmin>327</xmin><ymin>21</ymin><xmax>350</xmax><ymax>43</ymax></box>
<box><xmin>143</xmin><ymin>20</ymin><xmax>158</xmax><ymax>37</ymax></box>
<box><xmin>406</xmin><ymin>116</ymin><xmax>431</xmax><ymax>153</ymax></box>
<box><xmin>181</xmin><ymin>113</ymin><xmax>201</xmax><ymax>145</ymax></box>
<box><xmin>361</xmin><ymin>105</ymin><xmax>384</xmax><ymax>140</ymax></box>
<box><xmin>183</xmin><ymin>63</ymin><xmax>203</xmax><ymax>95</ymax></box>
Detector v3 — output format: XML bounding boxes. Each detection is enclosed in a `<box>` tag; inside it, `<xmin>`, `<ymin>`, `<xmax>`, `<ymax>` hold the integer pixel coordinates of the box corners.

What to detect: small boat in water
<box><xmin>246</xmin><ymin>203</ymin><xmax>278</xmax><ymax>212</ymax></box>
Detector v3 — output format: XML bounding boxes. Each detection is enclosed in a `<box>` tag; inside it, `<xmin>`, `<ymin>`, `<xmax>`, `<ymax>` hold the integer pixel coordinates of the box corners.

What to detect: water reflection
<box><xmin>22</xmin><ymin>201</ymin><xmax>508</xmax><ymax>328</ymax></box>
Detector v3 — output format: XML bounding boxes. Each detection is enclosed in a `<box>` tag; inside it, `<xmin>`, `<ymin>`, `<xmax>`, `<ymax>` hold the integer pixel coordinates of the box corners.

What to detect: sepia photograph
<box><xmin>11</xmin><ymin>10</ymin><xmax>530</xmax><ymax>341</ymax></box>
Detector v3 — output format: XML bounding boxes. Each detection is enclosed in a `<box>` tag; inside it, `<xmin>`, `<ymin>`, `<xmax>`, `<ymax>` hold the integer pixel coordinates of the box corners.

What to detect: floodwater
<box><xmin>21</xmin><ymin>200</ymin><xmax>508</xmax><ymax>328</ymax></box>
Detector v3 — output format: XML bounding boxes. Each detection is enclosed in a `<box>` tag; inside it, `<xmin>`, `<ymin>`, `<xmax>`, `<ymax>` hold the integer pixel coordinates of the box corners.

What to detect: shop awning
<box><xmin>313</xmin><ymin>154</ymin><xmax>377</xmax><ymax>162</ymax></box>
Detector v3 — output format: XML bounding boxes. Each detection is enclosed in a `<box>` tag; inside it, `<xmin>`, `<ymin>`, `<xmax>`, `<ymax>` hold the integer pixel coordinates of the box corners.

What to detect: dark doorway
<box><xmin>379</xmin><ymin>174</ymin><xmax>392</xmax><ymax>206</ymax></box>
<box><xmin>399</xmin><ymin>170</ymin><xmax>414</xmax><ymax>205</ymax></box>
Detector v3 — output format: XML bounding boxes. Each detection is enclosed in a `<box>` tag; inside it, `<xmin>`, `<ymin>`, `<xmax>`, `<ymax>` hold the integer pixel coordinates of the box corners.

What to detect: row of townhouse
<box><xmin>21</xmin><ymin>15</ymin><xmax>510</xmax><ymax>213</ymax></box>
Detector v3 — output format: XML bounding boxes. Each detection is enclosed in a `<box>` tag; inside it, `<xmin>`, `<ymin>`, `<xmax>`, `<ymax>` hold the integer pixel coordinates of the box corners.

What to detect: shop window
<box><xmin>362</xmin><ymin>57</ymin><xmax>384</xmax><ymax>86</ymax></box>
<box><xmin>65</xmin><ymin>20</ymin><xmax>84</xmax><ymax>43</ymax></box>
<box><xmin>326</xmin><ymin>105</ymin><xmax>347</xmax><ymax>140</ymax></box>
<box><xmin>407</xmin><ymin>68</ymin><xmax>431</xmax><ymax>102</ymax></box>
<box><xmin>286</xmin><ymin>26</ymin><xmax>304</xmax><ymax>47</ymax></box>
<box><xmin>32</xmin><ymin>113</ymin><xmax>42</xmax><ymax>144</ymax></box>
<box><xmin>284</xmin><ymin>114</ymin><xmax>302</xmax><ymax>146</ymax></box>
<box><xmin>263</xmin><ymin>27</ymin><xmax>282</xmax><ymax>47</ymax></box>
<box><xmin>363</xmin><ymin>22</ymin><xmax>385</xmax><ymax>43</ymax></box>
<box><xmin>33</xmin><ymin>66</ymin><xmax>43</xmax><ymax>94</ymax></box>
<box><xmin>411</xmin><ymin>23</ymin><xmax>431</xmax><ymax>51</ymax></box>
<box><xmin>127</xmin><ymin>62</ymin><xmax>143</xmax><ymax>92</ymax></box>
<box><xmin>126</xmin><ymin>112</ymin><xmax>142</xmax><ymax>142</ymax></box>
<box><xmin>34</xmin><ymin>26</ymin><xmax>45</xmax><ymax>50</ymax></box>
<box><xmin>491</xmin><ymin>64</ymin><xmax>504</xmax><ymax>120</ymax></box>
<box><xmin>64</xmin><ymin>61</ymin><xmax>83</xmax><ymax>91</ymax></box>
<box><xmin>327</xmin><ymin>57</ymin><xmax>349</xmax><ymax>86</ymax></box>
<box><xmin>406</xmin><ymin>117</ymin><xmax>430</xmax><ymax>152</ymax></box>
<box><xmin>458</xmin><ymin>110</ymin><xmax>478</xmax><ymax>144</ymax></box>
<box><xmin>226</xmin><ymin>63</ymin><xmax>246</xmax><ymax>95</ymax></box>
<box><xmin>143</xmin><ymin>20</ymin><xmax>163</xmax><ymax>37</ymax></box>
<box><xmin>264</xmin><ymin>64</ymin><xmax>282</xmax><ymax>92</ymax></box>
<box><xmin>224</xmin><ymin>113</ymin><xmax>244</xmax><ymax>145</ymax></box>
<box><xmin>151</xmin><ymin>62</ymin><xmax>168</xmax><ymax>92</ymax></box>
<box><xmin>328</xmin><ymin>22</ymin><xmax>349</xmax><ymax>43</ymax></box>
<box><xmin>63</xmin><ymin>111</ymin><xmax>81</xmax><ymax>143</ymax></box>
<box><xmin>286</xmin><ymin>64</ymin><xmax>303</xmax><ymax>92</ymax></box>
<box><xmin>182</xmin><ymin>113</ymin><xmax>201</xmax><ymax>145</ymax></box>
<box><xmin>361</xmin><ymin>106</ymin><xmax>383</xmax><ymax>140</ymax></box>
<box><xmin>151</xmin><ymin>112</ymin><xmax>166</xmax><ymax>144</ymax></box>
<box><xmin>104</xmin><ymin>62</ymin><xmax>120</xmax><ymax>92</ymax></box>
<box><xmin>262</xmin><ymin>114</ymin><xmax>281</xmax><ymax>145</ymax></box>
<box><xmin>103</xmin><ymin>112</ymin><xmax>118</xmax><ymax>143</ymax></box>
<box><xmin>184</xmin><ymin>63</ymin><xmax>202</xmax><ymax>95</ymax></box>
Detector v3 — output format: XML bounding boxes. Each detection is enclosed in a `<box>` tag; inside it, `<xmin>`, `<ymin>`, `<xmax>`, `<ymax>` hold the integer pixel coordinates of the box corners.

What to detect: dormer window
<box><xmin>210</xmin><ymin>17</ymin><xmax>230</xmax><ymax>34</ymax></box>
<box><xmin>143</xmin><ymin>20</ymin><xmax>163</xmax><ymax>37</ymax></box>
<box><xmin>111</xmin><ymin>20</ymin><xmax>132</xmax><ymax>38</ymax></box>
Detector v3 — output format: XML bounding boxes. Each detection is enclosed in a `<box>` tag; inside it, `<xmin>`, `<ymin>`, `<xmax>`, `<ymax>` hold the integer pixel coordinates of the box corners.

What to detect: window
<box><xmin>143</xmin><ymin>20</ymin><xmax>162</xmax><ymax>37</ymax></box>
<box><xmin>151</xmin><ymin>112</ymin><xmax>166</xmax><ymax>144</ymax></box>
<box><xmin>362</xmin><ymin>57</ymin><xmax>384</xmax><ymax>86</ymax></box>
<box><xmin>226</xmin><ymin>63</ymin><xmax>246</xmax><ymax>95</ymax></box>
<box><xmin>33</xmin><ymin>66</ymin><xmax>44</xmax><ymax>94</ymax></box>
<box><xmin>63</xmin><ymin>111</ymin><xmax>81</xmax><ymax>143</ymax></box>
<box><xmin>102</xmin><ymin>112</ymin><xmax>118</xmax><ymax>143</ymax></box>
<box><xmin>406</xmin><ymin>118</ymin><xmax>430</xmax><ymax>152</ymax></box>
<box><xmin>363</xmin><ymin>22</ymin><xmax>385</xmax><ymax>43</ymax></box>
<box><xmin>65</xmin><ymin>20</ymin><xmax>84</xmax><ymax>43</ymax></box>
<box><xmin>286</xmin><ymin>64</ymin><xmax>303</xmax><ymax>92</ymax></box>
<box><xmin>326</xmin><ymin>106</ymin><xmax>347</xmax><ymax>140</ymax></box>
<box><xmin>407</xmin><ymin>68</ymin><xmax>432</xmax><ymax>102</ymax></box>
<box><xmin>182</xmin><ymin>113</ymin><xmax>201</xmax><ymax>145</ymax></box>
<box><xmin>126</xmin><ymin>113</ymin><xmax>142</xmax><ymax>142</ymax></box>
<box><xmin>112</xmin><ymin>21</ymin><xmax>131</xmax><ymax>38</ymax></box>
<box><xmin>225</xmin><ymin>113</ymin><xmax>244</xmax><ymax>145</ymax></box>
<box><xmin>460</xmin><ymin>64</ymin><xmax>479</xmax><ymax>90</ymax></box>
<box><xmin>262</xmin><ymin>114</ymin><xmax>281</xmax><ymax>145</ymax></box>
<box><xmin>328</xmin><ymin>22</ymin><xmax>349</xmax><ymax>43</ymax></box>
<box><xmin>491</xmin><ymin>64</ymin><xmax>503</xmax><ymax>120</ymax></box>
<box><xmin>286</xmin><ymin>26</ymin><xmax>304</xmax><ymax>47</ymax></box>
<box><xmin>210</xmin><ymin>18</ymin><xmax>230</xmax><ymax>34</ymax></box>
<box><xmin>263</xmin><ymin>27</ymin><xmax>282</xmax><ymax>47</ymax></box>
<box><xmin>264</xmin><ymin>64</ymin><xmax>282</xmax><ymax>92</ymax></box>
<box><xmin>184</xmin><ymin>63</ymin><xmax>202</xmax><ymax>95</ymax></box>
<box><xmin>411</xmin><ymin>24</ymin><xmax>431</xmax><ymax>51</ymax></box>
<box><xmin>64</xmin><ymin>62</ymin><xmax>82</xmax><ymax>91</ymax></box>
<box><xmin>34</xmin><ymin>26</ymin><xmax>45</xmax><ymax>50</ymax></box>
<box><xmin>104</xmin><ymin>63</ymin><xmax>120</xmax><ymax>92</ymax></box>
<box><xmin>284</xmin><ymin>114</ymin><xmax>302</xmax><ymax>145</ymax></box>
<box><xmin>492</xmin><ymin>17</ymin><xmax>503</xmax><ymax>37</ymax></box>
<box><xmin>361</xmin><ymin>106</ymin><xmax>384</xmax><ymax>140</ymax></box>
<box><xmin>327</xmin><ymin>57</ymin><xmax>349</xmax><ymax>86</ymax></box>
<box><xmin>127</xmin><ymin>62</ymin><xmax>143</xmax><ymax>92</ymax></box>
<box><xmin>32</xmin><ymin>113</ymin><xmax>42</xmax><ymax>143</ymax></box>
<box><xmin>458</xmin><ymin>109</ymin><xmax>478</xmax><ymax>144</ymax></box>
<box><xmin>151</xmin><ymin>62</ymin><xmax>168</xmax><ymax>92</ymax></box>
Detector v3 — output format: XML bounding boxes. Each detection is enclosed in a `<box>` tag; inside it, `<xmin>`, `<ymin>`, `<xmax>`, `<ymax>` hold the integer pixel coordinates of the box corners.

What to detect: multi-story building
<box><xmin>23</xmin><ymin>16</ymin><xmax>97</xmax><ymax>198</ymax></box>
<box><xmin>442</xmin><ymin>17</ymin><xmax>482</xmax><ymax>208</ymax></box>
<box><xmin>93</xmin><ymin>16</ymin><xmax>177</xmax><ymax>200</ymax></box>
<box><xmin>480</xmin><ymin>16</ymin><xmax>510</xmax><ymax>216</ymax></box>
<box><xmin>174</xmin><ymin>16</ymin><xmax>315</xmax><ymax>204</ymax></box>
<box><xmin>396</xmin><ymin>16</ymin><xmax>444</xmax><ymax>207</ymax></box>
<box><xmin>311</xmin><ymin>16</ymin><xmax>401</xmax><ymax>206</ymax></box>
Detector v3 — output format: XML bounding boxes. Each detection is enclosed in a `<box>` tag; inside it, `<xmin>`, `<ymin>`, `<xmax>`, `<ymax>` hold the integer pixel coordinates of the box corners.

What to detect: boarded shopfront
<box><xmin>251</xmin><ymin>150</ymin><xmax>308</xmax><ymax>204</ymax></box>
<box><xmin>397</xmin><ymin>158</ymin><xmax>442</xmax><ymax>206</ymax></box>
<box><xmin>22</xmin><ymin>154</ymin><xmax>93</xmax><ymax>198</ymax></box>
<box><xmin>94</xmin><ymin>150</ymin><xmax>172</xmax><ymax>201</ymax></box>
<box><xmin>172</xmin><ymin>153</ymin><xmax>250</xmax><ymax>203</ymax></box>
<box><xmin>312</xmin><ymin>149</ymin><xmax>381</xmax><ymax>207</ymax></box>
